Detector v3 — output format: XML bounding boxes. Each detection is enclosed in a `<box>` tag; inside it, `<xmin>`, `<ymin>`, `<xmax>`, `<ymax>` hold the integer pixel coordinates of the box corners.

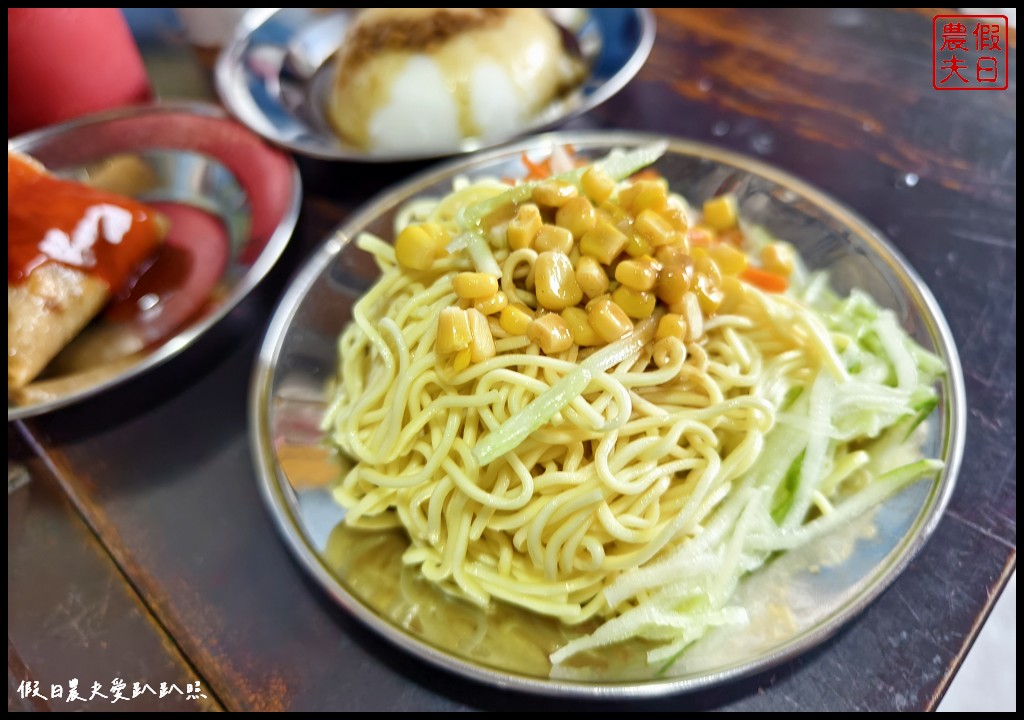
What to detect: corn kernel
<box><xmin>717</xmin><ymin>276</ymin><xmax>747</xmax><ymax>314</ymax></box>
<box><xmin>694</xmin><ymin>273</ymin><xmax>724</xmax><ymax>314</ymax></box>
<box><xmin>507</xmin><ymin>203</ymin><xmax>542</xmax><ymax>250</ymax></box>
<box><xmin>561</xmin><ymin>307</ymin><xmax>601</xmax><ymax>347</ymax></box>
<box><xmin>694</xmin><ymin>256</ymin><xmax>724</xmax><ymax>314</ymax></box>
<box><xmin>612</xmin><ymin>286</ymin><xmax>656</xmax><ymax>319</ymax></box>
<box><xmin>761</xmin><ymin>242</ymin><xmax>796</xmax><ymax>276</ymax></box>
<box><xmin>655</xmin><ymin>259</ymin><xmax>695</xmax><ymax>305</ymax></box>
<box><xmin>534</xmin><ymin>251</ymin><xmax>583</xmax><ymax>311</ymax></box>
<box><xmin>634</xmin><ymin>209</ymin><xmax>677</xmax><ymax>247</ymax></box>
<box><xmin>615</xmin><ymin>259</ymin><xmax>658</xmax><ymax>291</ymax></box>
<box><xmin>588</xmin><ymin>297</ymin><xmax>634</xmax><ymax>342</ymax></box>
<box><xmin>580</xmin><ymin>167</ymin><xmax>614</xmax><ymax>207</ymax></box>
<box><xmin>702</xmin><ymin>195</ymin><xmax>739</xmax><ymax>231</ymax></box>
<box><xmin>452</xmin><ymin>348</ymin><xmax>471</xmax><ymax>374</ymax></box>
<box><xmin>396</xmin><ymin>224</ymin><xmax>440</xmax><ymax>270</ymax></box>
<box><xmin>598</xmin><ymin>199</ymin><xmax>629</xmax><ymax>227</ymax></box>
<box><xmin>617</xmin><ymin>183</ymin><xmax>640</xmax><ymax>213</ymax></box>
<box><xmin>581</xmin><ymin>166</ymin><xmax>615</xmax><ymax>204</ymax></box>
<box><xmin>500</xmin><ymin>303</ymin><xmax>534</xmax><ymax>336</ymax></box>
<box><xmin>556</xmin><ymin>197</ymin><xmax>597</xmax><ymax>240</ymax></box>
<box><xmin>688</xmin><ymin>225</ymin><xmax>717</xmax><ymax>246</ymax></box>
<box><xmin>619</xmin><ymin>180</ymin><xmax>668</xmax><ymax>215</ymax></box>
<box><xmin>421</xmin><ymin>222</ymin><xmax>449</xmax><ymax>245</ymax></box>
<box><xmin>528</xmin><ymin>313</ymin><xmax>573</xmax><ymax>355</ymax></box>
<box><xmin>663</xmin><ymin>206</ymin><xmax>689</xmax><ymax>233</ymax></box>
<box><xmin>584</xmin><ymin>293</ymin><xmax>611</xmax><ymax>311</ymax></box>
<box><xmin>575</xmin><ymin>256</ymin><xmax>609</xmax><ymax>299</ymax></box>
<box><xmin>437</xmin><ymin>307</ymin><xmax>471</xmax><ymax>355</ymax></box>
<box><xmin>580</xmin><ymin>221</ymin><xmax>629</xmax><ymax>265</ymax></box>
<box><xmin>654</xmin><ymin>243</ymin><xmax>690</xmax><ymax>266</ymax></box>
<box><xmin>453</xmin><ymin>272</ymin><xmax>499</xmax><ymax>300</ymax></box>
<box><xmin>656</xmin><ymin>313</ymin><xmax>688</xmax><ymax>341</ymax></box>
<box><xmin>466</xmin><ymin>308</ymin><xmax>495</xmax><ymax>363</ymax></box>
<box><xmin>534</xmin><ymin>224</ymin><xmax>575</xmax><ymax>254</ymax></box>
<box><xmin>695</xmin><ymin>255</ymin><xmax>723</xmax><ymax>286</ymax></box>
<box><xmin>474</xmin><ymin>290</ymin><xmax>508</xmax><ymax>316</ymax></box>
<box><xmin>623</xmin><ymin>231</ymin><xmax>651</xmax><ymax>258</ymax></box>
<box><xmin>532</xmin><ymin>180</ymin><xmax>578</xmax><ymax>208</ymax></box>
<box><xmin>708</xmin><ymin>243</ymin><xmax>748</xmax><ymax>276</ymax></box>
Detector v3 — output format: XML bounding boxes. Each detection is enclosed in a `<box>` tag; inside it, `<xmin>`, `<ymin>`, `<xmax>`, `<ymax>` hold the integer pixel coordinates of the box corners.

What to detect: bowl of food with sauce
<box><xmin>7</xmin><ymin>101</ymin><xmax>301</xmax><ymax>420</ymax></box>
<box><xmin>215</xmin><ymin>8</ymin><xmax>656</xmax><ymax>161</ymax></box>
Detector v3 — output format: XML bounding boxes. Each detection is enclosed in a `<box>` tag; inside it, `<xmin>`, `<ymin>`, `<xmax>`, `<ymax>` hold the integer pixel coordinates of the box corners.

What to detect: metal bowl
<box><xmin>8</xmin><ymin>101</ymin><xmax>301</xmax><ymax>420</ymax></box>
<box><xmin>250</xmin><ymin>131</ymin><xmax>965</xmax><ymax>697</ymax></box>
<box><xmin>215</xmin><ymin>8</ymin><xmax>656</xmax><ymax>162</ymax></box>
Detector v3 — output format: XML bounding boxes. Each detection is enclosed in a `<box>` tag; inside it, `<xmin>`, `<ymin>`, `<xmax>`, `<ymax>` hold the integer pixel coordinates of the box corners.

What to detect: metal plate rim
<box><xmin>7</xmin><ymin>100</ymin><xmax>303</xmax><ymax>422</ymax></box>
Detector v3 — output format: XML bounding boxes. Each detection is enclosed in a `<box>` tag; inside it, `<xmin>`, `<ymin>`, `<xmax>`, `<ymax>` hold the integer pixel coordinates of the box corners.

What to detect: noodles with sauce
<box><xmin>322</xmin><ymin>145</ymin><xmax>944</xmax><ymax>672</ymax></box>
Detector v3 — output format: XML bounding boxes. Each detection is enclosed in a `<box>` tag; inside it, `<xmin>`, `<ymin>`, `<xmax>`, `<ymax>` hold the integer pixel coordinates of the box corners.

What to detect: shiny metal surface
<box><xmin>215</xmin><ymin>8</ymin><xmax>656</xmax><ymax>162</ymax></box>
<box><xmin>251</xmin><ymin>131</ymin><xmax>966</xmax><ymax>697</ymax></box>
<box><xmin>8</xmin><ymin>102</ymin><xmax>302</xmax><ymax>420</ymax></box>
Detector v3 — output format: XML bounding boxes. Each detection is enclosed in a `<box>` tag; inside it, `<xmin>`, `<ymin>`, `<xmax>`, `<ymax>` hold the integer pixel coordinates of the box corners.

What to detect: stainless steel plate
<box><xmin>8</xmin><ymin>102</ymin><xmax>301</xmax><ymax>420</ymax></box>
<box><xmin>215</xmin><ymin>8</ymin><xmax>656</xmax><ymax>162</ymax></box>
<box><xmin>251</xmin><ymin>131</ymin><xmax>966</xmax><ymax>697</ymax></box>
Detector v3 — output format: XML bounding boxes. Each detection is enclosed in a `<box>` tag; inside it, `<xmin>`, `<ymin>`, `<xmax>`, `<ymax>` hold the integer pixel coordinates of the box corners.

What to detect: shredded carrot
<box><xmin>521</xmin><ymin>152</ymin><xmax>551</xmax><ymax>181</ymax></box>
<box><xmin>740</xmin><ymin>267</ymin><xmax>789</xmax><ymax>293</ymax></box>
<box><xmin>630</xmin><ymin>168</ymin><xmax>663</xmax><ymax>181</ymax></box>
<box><xmin>718</xmin><ymin>229</ymin><xmax>744</xmax><ymax>246</ymax></box>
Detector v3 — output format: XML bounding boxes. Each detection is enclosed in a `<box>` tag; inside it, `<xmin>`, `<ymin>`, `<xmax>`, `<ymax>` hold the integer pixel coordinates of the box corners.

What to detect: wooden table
<box><xmin>9</xmin><ymin>8</ymin><xmax>1016</xmax><ymax>712</ymax></box>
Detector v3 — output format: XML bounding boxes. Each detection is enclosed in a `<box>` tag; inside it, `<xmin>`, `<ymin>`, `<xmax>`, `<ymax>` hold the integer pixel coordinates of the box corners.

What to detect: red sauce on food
<box><xmin>105</xmin><ymin>244</ymin><xmax>193</xmax><ymax>324</ymax></box>
<box><xmin>101</xmin><ymin>201</ymin><xmax>229</xmax><ymax>344</ymax></box>
<box><xmin>7</xmin><ymin>153</ymin><xmax>164</xmax><ymax>287</ymax></box>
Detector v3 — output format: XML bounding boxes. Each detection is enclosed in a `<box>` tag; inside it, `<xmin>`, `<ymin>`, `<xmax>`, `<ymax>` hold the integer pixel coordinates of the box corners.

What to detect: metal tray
<box><xmin>250</xmin><ymin>131</ymin><xmax>965</xmax><ymax>697</ymax></box>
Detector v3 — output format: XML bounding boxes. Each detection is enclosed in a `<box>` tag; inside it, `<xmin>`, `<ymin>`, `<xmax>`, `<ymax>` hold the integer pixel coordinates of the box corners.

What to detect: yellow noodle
<box><xmin>322</xmin><ymin>172</ymin><xmax>941</xmax><ymax>668</ymax></box>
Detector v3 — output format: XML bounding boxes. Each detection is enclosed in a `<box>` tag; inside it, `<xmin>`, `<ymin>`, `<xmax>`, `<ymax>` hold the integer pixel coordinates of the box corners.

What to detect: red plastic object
<box><xmin>8</xmin><ymin>8</ymin><xmax>152</xmax><ymax>137</ymax></box>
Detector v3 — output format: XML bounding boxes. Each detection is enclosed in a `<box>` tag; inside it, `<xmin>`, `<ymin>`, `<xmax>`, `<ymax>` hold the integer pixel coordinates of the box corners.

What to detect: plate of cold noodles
<box><xmin>251</xmin><ymin>132</ymin><xmax>964</xmax><ymax>697</ymax></box>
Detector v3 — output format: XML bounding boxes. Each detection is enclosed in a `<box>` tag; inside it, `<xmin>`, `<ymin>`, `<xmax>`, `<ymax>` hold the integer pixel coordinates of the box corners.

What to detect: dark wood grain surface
<box><xmin>9</xmin><ymin>8</ymin><xmax>1016</xmax><ymax>712</ymax></box>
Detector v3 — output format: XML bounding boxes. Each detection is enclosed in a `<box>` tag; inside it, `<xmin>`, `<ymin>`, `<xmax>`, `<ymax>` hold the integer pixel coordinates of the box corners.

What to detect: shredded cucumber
<box><xmin>549</xmin><ymin>273</ymin><xmax>946</xmax><ymax>673</ymax></box>
<box><xmin>473</xmin><ymin>319</ymin><xmax>657</xmax><ymax>466</ymax></box>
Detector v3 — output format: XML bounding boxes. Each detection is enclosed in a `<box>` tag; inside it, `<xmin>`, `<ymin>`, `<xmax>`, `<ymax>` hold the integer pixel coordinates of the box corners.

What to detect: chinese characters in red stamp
<box><xmin>933</xmin><ymin>15</ymin><xmax>1009</xmax><ymax>90</ymax></box>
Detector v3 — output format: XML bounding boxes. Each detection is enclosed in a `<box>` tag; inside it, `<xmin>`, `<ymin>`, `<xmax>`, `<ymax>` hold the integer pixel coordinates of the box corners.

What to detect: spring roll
<box><xmin>8</xmin><ymin>151</ymin><xmax>167</xmax><ymax>392</ymax></box>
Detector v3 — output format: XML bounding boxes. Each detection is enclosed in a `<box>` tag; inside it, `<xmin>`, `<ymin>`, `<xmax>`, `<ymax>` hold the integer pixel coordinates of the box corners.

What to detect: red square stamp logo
<box><xmin>933</xmin><ymin>14</ymin><xmax>1009</xmax><ymax>90</ymax></box>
